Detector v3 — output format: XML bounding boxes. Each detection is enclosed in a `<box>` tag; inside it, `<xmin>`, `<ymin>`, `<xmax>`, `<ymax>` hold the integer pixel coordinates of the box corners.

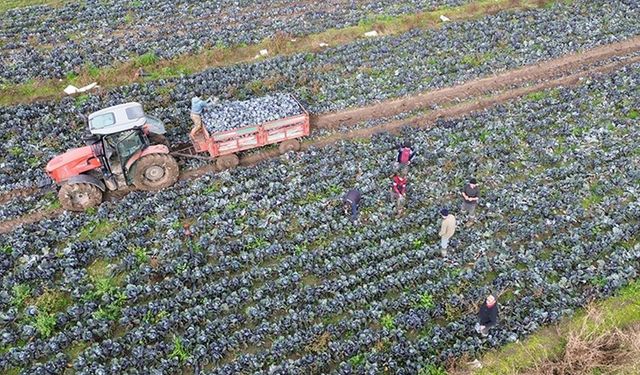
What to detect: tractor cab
<box><xmin>88</xmin><ymin>102</ymin><xmax>166</xmax><ymax>137</ymax></box>
<box><xmin>85</xmin><ymin>103</ymin><xmax>172</xmax><ymax>186</ymax></box>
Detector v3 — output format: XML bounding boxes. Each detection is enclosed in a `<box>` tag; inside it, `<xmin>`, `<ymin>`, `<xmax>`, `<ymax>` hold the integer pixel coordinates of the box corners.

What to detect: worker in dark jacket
<box><xmin>343</xmin><ymin>189</ymin><xmax>361</xmax><ymax>222</ymax></box>
<box><xmin>475</xmin><ymin>295</ymin><xmax>499</xmax><ymax>336</ymax></box>
<box><xmin>397</xmin><ymin>142</ymin><xmax>415</xmax><ymax>166</ymax></box>
<box><xmin>461</xmin><ymin>178</ymin><xmax>480</xmax><ymax>218</ymax></box>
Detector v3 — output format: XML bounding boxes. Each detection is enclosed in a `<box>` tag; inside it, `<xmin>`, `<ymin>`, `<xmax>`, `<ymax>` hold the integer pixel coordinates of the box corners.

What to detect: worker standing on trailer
<box><xmin>343</xmin><ymin>189</ymin><xmax>362</xmax><ymax>222</ymax></box>
<box><xmin>190</xmin><ymin>93</ymin><xmax>216</xmax><ymax>136</ymax></box>
<box><xmin>391</xmin><ymin>168</ymin><xmax>408</xmax><ymax>216</ymax></box>
<box><xmin>397</xmin><ymin>142</ymin><xmax>415</xmax><ymax>167</ymax></box>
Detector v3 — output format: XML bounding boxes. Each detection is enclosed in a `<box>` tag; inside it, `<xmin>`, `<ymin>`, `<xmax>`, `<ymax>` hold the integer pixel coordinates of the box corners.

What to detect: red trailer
<box><xmin>179</xmin><ymin>97</ymin><xmax>310</xmax><ymax>169</ymax></box>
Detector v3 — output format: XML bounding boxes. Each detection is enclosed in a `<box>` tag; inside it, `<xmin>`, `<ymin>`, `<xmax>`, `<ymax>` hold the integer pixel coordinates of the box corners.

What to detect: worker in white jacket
<box><xmin>439</xmin><ymin>208</ymin><xmax>457</xmax><ymax>256</ymax></box>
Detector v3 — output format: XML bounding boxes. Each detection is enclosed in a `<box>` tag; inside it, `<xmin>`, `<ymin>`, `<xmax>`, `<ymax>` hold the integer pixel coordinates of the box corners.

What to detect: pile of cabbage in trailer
<box><xmin>202</xmin><ymin>93</ymin><xmax>303</xmax><ymax>133</ymax></box>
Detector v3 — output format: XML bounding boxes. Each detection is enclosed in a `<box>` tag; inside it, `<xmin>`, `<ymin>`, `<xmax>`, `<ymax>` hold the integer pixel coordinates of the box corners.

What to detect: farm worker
<box><xmin>397</xmin><ymin>142</ymin><xmax>415</xmax><ymax>166</ymax></box>
<box><xmin>190</xmin><ymin>93</ymin><xmax>212</xmax><ymax>135</ymax></box>
<box><xmin>461</xmin><ymin>178</ymin><xmax>480</xmax><ymax>218</ymax></box>
<box><xmin>438</xmin><ymin>208</ymin><xmax>456</xmax><ymax>255</ymax></box>
<box><xmin>475</xmin><ymin>294</ymin><xmax>499</xmax><ymax>336</ymax></box>
<box><xmin>343</xmin><ymin>189</ymin><xmax>362</xmax><ymax>222</ymax></box>
<box><xmin>391</xmin><ymin>168</ymin><xmax>408</xmax><ymax>215</ymax></box>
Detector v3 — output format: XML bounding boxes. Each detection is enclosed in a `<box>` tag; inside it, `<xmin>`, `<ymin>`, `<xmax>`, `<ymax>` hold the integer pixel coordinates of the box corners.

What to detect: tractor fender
<box><xmin>63</xmin><ymin>174</ymin><xmax>106</xmax><ymax>192</ymax></box>
<box><xmin>125</xmin><ymin>145</ymin><xmax>170</xmax><ymax>171</ymax></box>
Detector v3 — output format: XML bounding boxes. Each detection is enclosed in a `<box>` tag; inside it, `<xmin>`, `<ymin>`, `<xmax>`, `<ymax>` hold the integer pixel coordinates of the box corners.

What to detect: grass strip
<box><xmin>0</xmin><ymin>0</ymin><xmax>67</xmax><ymax>14</ymax></box>
<box><xmin>0</xmin><ymin>0</ymin><xmax>561</xmax><ymax>106</ymax></box>
<box><xmin>465</xmin><ymin>277</ymin><xmax>640</xmax><ymax>374</ymax></box>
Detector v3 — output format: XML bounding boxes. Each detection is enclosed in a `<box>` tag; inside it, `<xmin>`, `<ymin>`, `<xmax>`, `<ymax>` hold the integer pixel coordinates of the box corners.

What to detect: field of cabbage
<box><xmin>1</xmin><ymin>64</ymin><xmax>638</xmax><ymax>373</ymax></box>
<box><xmin>1</xmin><ymin>0</ymin><xmax>640</xmax><ymax>374</ymax></box>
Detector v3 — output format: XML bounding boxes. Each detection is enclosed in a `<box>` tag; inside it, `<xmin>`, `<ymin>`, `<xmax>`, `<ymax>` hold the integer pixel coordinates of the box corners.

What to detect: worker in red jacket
<box><xmin>397</xmin><ymin>142</ymin><xmax>415</xmax><ymax>166</ymax></box>
<box><xmin>391</xmin><ymin>168</ymin><xmax>408</xmax><ymax>216</ymax></box>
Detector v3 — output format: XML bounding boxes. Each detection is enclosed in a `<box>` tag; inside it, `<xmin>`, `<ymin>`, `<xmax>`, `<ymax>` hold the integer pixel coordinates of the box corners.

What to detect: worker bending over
<box><xmin>397</xmin><ymin>142</ymin><xmax>415</xmax><ymax>166</ymax></box>
<box><xmin>343</xmin><ymin>189</ymin><xmax>362</xmax><ymax>222</ymax></box>
<box><xmin>391</xmin><ymin>168</ymin><xmax>408</xmax><ymax>216</ymax></box>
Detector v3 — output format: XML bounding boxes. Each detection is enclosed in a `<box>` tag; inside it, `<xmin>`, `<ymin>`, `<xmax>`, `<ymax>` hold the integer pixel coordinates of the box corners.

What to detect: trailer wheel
<box><xmin>216</xmin><ymin>154</ymin><xmax>239</xmax><ymax>170</ymax></box>
<box><xmin>131</xmin><ymin>154</ymin><xmax>179</xmax><ymax>191</ymax></box>
<box><xmin>59</xmin><ymin>183</ymin><xmax>103</xmax><ymax>212</ymax></box>
<box><xmin>279</xmin><ymin>139</ymin><xmax>301</xmax><ymax>154</ymax></box>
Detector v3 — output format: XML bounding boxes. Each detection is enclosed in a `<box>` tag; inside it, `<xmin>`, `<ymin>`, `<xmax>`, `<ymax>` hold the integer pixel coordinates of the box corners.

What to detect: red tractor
<box><xmin>46</xmin><ymin>102</ymin><xmax>179</xmax><ymax>211</ymax></box>
<box><xmin>46</xmin><ymin>96</ymin><xmax>310</xmax><ymax>211</ymax></box>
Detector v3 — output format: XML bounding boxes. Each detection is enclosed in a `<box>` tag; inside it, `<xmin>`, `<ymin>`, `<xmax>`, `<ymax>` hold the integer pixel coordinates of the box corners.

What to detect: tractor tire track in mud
<box><xmin>1</xmin><ymin>37</ymin><xmax>639</xmax><ymax>234</ymax></box>
<box><xmin>312</xmin><ymin>35</ymin><xmax>640</xmax><ymax>129</ymax></box>
<box><xmin>0</xmin><ymin>208</ymin><xmax>63</xmax><ymax>235</ymax></box>
<box><xmin>0</xmin><ymin>187</ymin><xmax>41</xmax><ymax>205</ymax></box>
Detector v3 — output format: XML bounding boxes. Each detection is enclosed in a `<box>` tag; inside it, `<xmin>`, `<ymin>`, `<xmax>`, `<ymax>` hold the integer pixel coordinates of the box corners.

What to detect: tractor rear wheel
<box><xmin>58</xmin><ymin>183</ymin><xmax>103</xmax><ymax>211</ymax></box>
<box><xmin>131</xmin><ymin>154</ymin><xmax>179</xmax><ymax>191</ymax></box>
<box><xmin>216</xmin><ymin>154</ymin><xmax>239</xmax><ymax>170</ymax></box>
<box><xmin>279</xmin><ymin>139</ymin><xmax>301</xmax><ymax>154</ymax></box>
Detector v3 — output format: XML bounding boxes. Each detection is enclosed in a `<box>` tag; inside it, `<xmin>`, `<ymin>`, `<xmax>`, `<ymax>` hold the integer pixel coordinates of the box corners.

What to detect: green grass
<box><xmin>65</xmin><ymin>342</ymin><xmax>88</xmax><ymax>361</ymax></box>
<box><xmin>419</xmin><ymin>363</ymin><xmax>448</xmax><ymax>375</ymax></box>
<box><xmin>135</xmin><ymin>52</ymin><xmax>158</xmax><ymax>67</ymax></box>
<box><xmin>417</xmin><ymin>292</ymin><xmax>435</xmax><ymax>309</ymax></box>
<box><xmin>33</xmin><ymin>289</ymin><xmax>71</xmax><ymax>314</ymax></box>
<box><xmin>246</xmin><ymin>237</ymin><xmax>269</xmax><ymax>250</ymax></box>
<box><xmin>170</xmin><ymin>335</ymin><xmax>190</xmax><ymax>363</ymax></box>
<box><xmin>461</xmin><ymin>52</ymin><xmax>492</xmax><ymax>67</ymax></box>
<box><xmin>474</xmin><ymin>279</ymin><xmax>640</xmax><ymax>374</ymax></box>
<box><xmin>348</xmin><ymin>353</ymin><xmax>365</xmax><ymax>367</ymax></box>
<box><xmin>34</xmin><ymin>311</ymin><xmax>56</xmax><ymax>338</ymax></box>
<box><xmin>74</xmin><ymin>94</ymin><xmax>90</xmax><ymax>108</ymax></box>
<box><xmin>381</xmin><ymin>313</ymin><xmax>395</xmax><ymax>330</ymax></box>
<box><xmin>93</xmin><ymin>295</ymin><xmax>125</xmax><ymax>321</ymax></box>
<box><xmin>8</xmin><ymin>146</ymin><xmax>23</xmax><ymax>158</ymax></box>
<box><xmin>0</xmin><ymin>0</ymin><xmax>65</xmax><ymax>13</ymax></box>
<box><xmin>131</xmin><ymin>245</ymin><xmax>149</xmax><ymax>264</ymax></box>
<box><xmin>525</xmin><ymin>91</ymin><xmax>546</xmax><ymax>101</ymax></box>
<box><xmin>78</xmin><ymin>219</ymin><xmax>117</xmax><ymax>241</ymax></box>
<box><xmin>581</xmin><ymin>193</ymin><xmax>604</xmax><ymax>210</ymax></box>
<box><xmin>86</xmin><ymin>258</ymin><xmax>110</xmax><ymax>280</ymax></box>
<box><xmin>86</xmin><ymin>63</ymin><xmax>100</xmax><ymax>78</ymax></box>
<box><xmin>627</xmin><ymin>109</ymin><xmax>639</xmax><ymax>120</ymax></box>
<box><xmin>83</xmin><ymin>275</ymin><xmax>118</xmax><ymax>301</ymax></box>
<box><xmin>11</xmin><ymin>284</ymin><xmax>32</xmax><ymax>308</ymax></box>
<box><xmin>4</xmin><ymin>367</ymin><xmax>22</xmax><ymax>375</ymax></box>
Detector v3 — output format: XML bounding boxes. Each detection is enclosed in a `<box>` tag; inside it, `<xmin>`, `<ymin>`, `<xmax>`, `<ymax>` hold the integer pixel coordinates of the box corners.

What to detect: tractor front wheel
<box><xmin>59</xmin><ymin>183</ymin><xmax>103</xmax><ymax>211</ymax></box>
<box><xmin>131</xmin><ymin>154</ymin><xmax>179</xmax><ymax>191</ymax></box>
